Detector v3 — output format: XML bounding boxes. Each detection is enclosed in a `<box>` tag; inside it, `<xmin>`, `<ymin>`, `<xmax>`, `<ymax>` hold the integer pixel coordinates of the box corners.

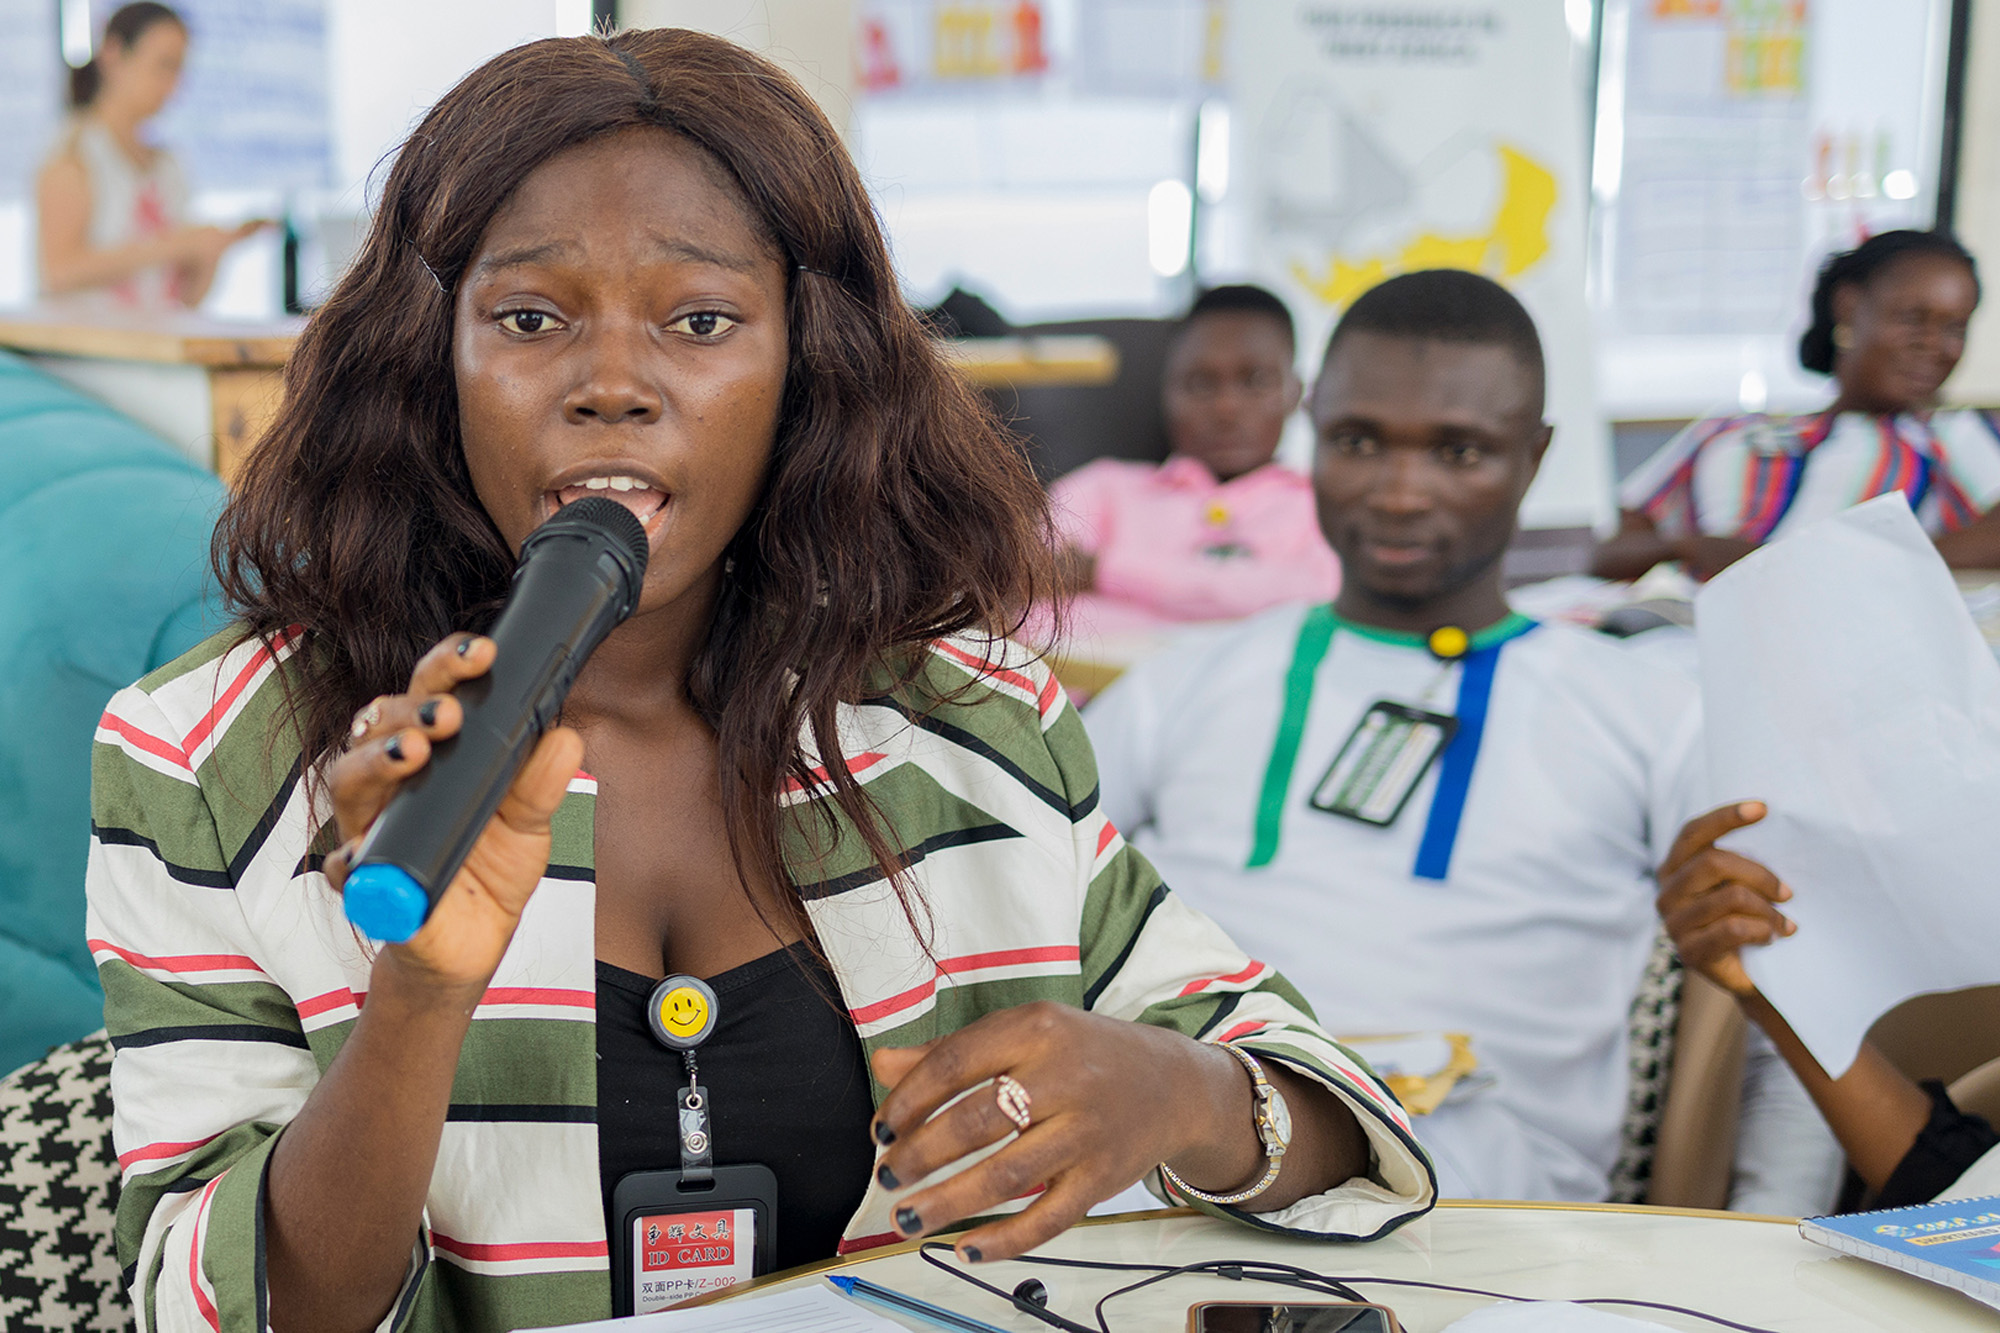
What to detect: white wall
<box><xmin>857</xmin><ymin>95</ymin><xmax>1191</xmax><ymax>320</ymax></box>
<box><xmin>619</xmin><ymin>0</ymin><xmax>856</xmax><ymax>136</ymax></box>
<box><xmin>327</xmin><ymin>0</ymin><xmax>569</xmax><ymax>209</ymax></box>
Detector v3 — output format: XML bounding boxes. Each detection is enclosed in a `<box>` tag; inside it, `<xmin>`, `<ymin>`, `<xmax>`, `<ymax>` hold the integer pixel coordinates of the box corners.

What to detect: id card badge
<box><xmin>1309</xmin><ymin>701</ymin><xmax>1458</xmax><ymax>827</ymax></box>
<box><xmin>612</xmin><ymin>1163</ymin><xmax>778</xmax><ymax>1315</ymax></box>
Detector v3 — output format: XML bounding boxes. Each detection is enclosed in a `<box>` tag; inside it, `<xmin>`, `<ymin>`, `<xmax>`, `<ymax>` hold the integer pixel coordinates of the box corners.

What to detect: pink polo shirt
<box><xmin>1050</xmin><ymin>456</ymin><xmax>1340</xmax><ymax>633</ymax></box>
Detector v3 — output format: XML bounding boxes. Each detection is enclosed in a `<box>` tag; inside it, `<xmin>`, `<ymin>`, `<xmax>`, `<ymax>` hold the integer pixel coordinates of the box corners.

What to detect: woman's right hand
<box><xmin>163</xmin><ymin>220</ymin><xmax>265</xmax><ymax>267</ymax></box>
<box><xmin>322</xmin><ymin>633</ymin><xmax>584</xmax><ymax>994</ymax></box>
<box><xmin>1656</xmin><ymin>800</ymin><xmax>1796</xmax><ymax>997</ymax></box>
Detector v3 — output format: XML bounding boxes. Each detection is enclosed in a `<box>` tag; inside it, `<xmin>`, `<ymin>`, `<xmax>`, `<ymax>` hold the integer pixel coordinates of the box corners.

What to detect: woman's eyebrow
<box><xmin>470</xmin><ymin>240</ymin><xmax>580</xmax><ymax>277</ymax></box>
<box><xmin>467</xmin><ymin>235</ymin><xmax>769</xmax><ymax>279</ymax></box>
<box><xmin>644</xmin><ymin>233</ymin><xmax>766</xmax><ymax>274</ymax></box>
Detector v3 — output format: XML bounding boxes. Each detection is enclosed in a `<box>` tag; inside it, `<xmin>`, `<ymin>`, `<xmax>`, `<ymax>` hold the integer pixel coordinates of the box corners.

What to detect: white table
<box><xmin>698</xmin><ymin>1203</ymin><xmax>2000</xmax><ymax>1331</ymax></box>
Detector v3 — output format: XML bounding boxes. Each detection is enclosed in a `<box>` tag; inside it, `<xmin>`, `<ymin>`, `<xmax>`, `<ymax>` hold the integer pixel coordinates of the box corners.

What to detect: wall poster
<box><xmin>1227</xmin><ymin>2</ymin><xmax>1606</xmax><ymax>530</ymax></box>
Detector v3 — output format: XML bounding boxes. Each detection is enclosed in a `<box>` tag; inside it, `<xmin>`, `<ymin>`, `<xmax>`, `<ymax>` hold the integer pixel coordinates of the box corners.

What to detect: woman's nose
<box><xmin>565</xmin><ymin>329</ymin><xmax>664</xmax><ymax>423</ymax></box>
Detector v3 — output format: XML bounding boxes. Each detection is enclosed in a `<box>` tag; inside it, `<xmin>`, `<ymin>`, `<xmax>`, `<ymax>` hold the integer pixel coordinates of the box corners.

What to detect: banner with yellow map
<box><xmin>1226</xmin><ymin>3</ymin><xmax>1606</xmax><ymax>530</ymax></box>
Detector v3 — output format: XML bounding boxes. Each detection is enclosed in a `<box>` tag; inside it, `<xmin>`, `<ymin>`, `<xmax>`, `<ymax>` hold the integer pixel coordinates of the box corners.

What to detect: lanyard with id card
<box><xmin>1309</xmin><ymin>624</ymin><xmax>1470</xmax><ymax>827</ymax></box>
<box><xmin>611</xmin><ymin>974</ymin><xmax>778</xmax><ymax>1316</ymax></box>
<box><xmin>1248</xmin><ymin>610</ymin><xmax>1535</xmax><ymax>880</ymax></box>
<box><xmin>1309</xmin><ymin>701</ymin><xmax>1457</xmax><ymax>825</ymax></box>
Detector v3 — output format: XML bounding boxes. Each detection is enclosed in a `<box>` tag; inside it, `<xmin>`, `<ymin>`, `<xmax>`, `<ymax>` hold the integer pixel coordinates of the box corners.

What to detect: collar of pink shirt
<box><xmin>1153</xmin><ymin>455</ymin><xmax>1310</xmax><ymax>495</ymax></box>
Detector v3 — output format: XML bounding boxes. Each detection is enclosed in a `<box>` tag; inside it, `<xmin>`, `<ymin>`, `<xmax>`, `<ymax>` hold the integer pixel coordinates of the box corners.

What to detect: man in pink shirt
<box><xmin>1051</xmin><ymin>285</ymin><xmax>1340</xmax><ymax>636</ymax></box>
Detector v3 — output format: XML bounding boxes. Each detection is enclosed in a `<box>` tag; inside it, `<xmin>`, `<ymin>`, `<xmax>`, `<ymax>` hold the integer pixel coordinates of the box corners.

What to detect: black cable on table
<box><xmin>916</xmin><ymin>1241</ymin><xmax>1783</xmax><ymax>1333</ymax></box>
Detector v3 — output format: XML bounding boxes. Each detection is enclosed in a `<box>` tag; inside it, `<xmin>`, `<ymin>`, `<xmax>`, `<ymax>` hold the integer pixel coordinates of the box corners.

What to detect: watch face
<box><xmin>1266</xmin><ymin>1089</ymin><xmax>1293</xmax><ymax>1148</ymax></box>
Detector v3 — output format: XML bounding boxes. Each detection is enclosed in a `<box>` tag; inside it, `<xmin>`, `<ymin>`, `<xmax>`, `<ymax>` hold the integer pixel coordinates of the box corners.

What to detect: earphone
<box><xmin>916</xmin><ymin>1242</ymin><xmax>1781</xmax><ymax>1333</ymax></box>
<box><xmin>919</xmin><ymin>1244</ymin><xmax>1368</xmax><ymax>1333</ymax></box>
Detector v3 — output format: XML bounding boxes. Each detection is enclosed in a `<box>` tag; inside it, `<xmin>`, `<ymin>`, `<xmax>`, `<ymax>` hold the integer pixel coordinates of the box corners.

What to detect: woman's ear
<box><xmin>95</xmin><ymin>34</ymin><xmax>130</xmax><ymax>78</ymax></box>
<box><xmin>1830</xmin><ymin>279</ymin><xmax>1863</xmax><ymax>329</ymax></box>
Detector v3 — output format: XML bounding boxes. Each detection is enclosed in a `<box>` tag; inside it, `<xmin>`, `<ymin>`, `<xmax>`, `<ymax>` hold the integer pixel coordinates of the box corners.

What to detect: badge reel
<box><xmin>1309</xmin><ymin>626</ymin><xmax>1466</xmax><ymax>827</ymax></box>
<box><xmin>611</xmin><ymin>974</ymin><xmax>778</xmax><ymax>1317</ymax></box>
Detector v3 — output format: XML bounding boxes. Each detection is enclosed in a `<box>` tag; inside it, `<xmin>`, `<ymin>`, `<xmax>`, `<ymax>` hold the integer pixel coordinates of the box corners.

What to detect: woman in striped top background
<box><xmin>1593</xmin><ymin>230</ymin><xmax>2000</xmax><ymax>582</ymax></box>
<box><xmin>84</xmin><ymin>29</ymin><xmax>1432</xmax><ymax>1333</ymax></box>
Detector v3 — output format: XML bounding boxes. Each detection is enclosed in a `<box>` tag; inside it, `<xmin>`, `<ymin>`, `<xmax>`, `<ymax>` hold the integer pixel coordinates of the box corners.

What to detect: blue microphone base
<box><xmin>344</xmin><ymin>863</ymin><xmax>431</xmax><ymax>943</ymax></box>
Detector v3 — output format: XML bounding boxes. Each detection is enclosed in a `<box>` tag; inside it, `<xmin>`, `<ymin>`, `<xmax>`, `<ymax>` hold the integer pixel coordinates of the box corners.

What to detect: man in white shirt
<box><xmin>1085</xmin><ymin>270</ymin><xmax>1840</xmax><ymax>1207</ymax></box>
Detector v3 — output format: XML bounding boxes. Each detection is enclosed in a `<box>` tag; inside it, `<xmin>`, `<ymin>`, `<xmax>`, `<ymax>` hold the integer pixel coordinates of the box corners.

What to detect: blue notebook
<box><xmin>1800</xmin><ymin>1195</ymin><xmax>2000</xmax><ymax>1310</ymax></box>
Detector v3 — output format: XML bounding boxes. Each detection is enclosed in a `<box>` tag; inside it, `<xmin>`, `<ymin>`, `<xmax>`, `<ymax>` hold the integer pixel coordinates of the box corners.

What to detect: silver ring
<box><xmin>995</xmin><ymin>1074</ymin><xmax>1032</xmax><ymax>1131</ymax></box>
<box><xmin>350</xmin><ymin>700</ymin><xmax>384</xmax><ymax>741</ymax></box>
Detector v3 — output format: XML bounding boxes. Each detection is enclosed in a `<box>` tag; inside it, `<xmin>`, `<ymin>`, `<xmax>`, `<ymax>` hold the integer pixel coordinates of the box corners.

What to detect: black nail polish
<box><xmin>961</xmin><ymin>1245</ymin><xmax>983</xmax><ymax>1264</ymax></box>
<box><xmin>456</xmin><ymin>639</ymin><xmax>474</xmax><ymax>656</ymax></box>
<box><xmin>876</xmin><ymin>1163</ymin><xmax>899</xmax><ymax>1190</ymax></box>
<box><xmin>872</xmin><ymin>1121</ymin><xmax>896</xmax><ymax>1146</ymax></box>
<box><xmin>383</xmin><ymin>734</ymin><xmax>406</xmax><ymax>762</ymax></box>
<box><xmin>895</xmin><ymin>1206</ymin><xmax>920</xmax><ymax>1234</ymax></box>
<box><xmin>417</xmin><ymin>700</ymin><xmax>439</xmax><ymax>727</ymax></box>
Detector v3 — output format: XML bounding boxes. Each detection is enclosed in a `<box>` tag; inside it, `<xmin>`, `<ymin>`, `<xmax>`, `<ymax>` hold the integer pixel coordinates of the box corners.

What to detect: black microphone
<box><xmin>343</xmin><ymin>496</ymin><xmax>649</xmax><ymax>942</ymax></box>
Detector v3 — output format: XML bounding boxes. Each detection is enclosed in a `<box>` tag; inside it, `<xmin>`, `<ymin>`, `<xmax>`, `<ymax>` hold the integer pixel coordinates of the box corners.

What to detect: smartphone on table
<box><xmin>1187</xmin><ymin>1301</ymin><xmax>1401</xmax><ymax>1333</ymax></box>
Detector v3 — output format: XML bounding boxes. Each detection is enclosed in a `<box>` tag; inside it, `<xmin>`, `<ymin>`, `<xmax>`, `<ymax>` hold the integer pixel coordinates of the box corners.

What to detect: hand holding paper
<box><xmin>1655</xmin><ymin>800</ymin><xmax>1797</xmax><ymax>999</ymax></box>
<box><xmin>1695</xmin><ymin>494</ymin><xmax>2000</xmax><ymax>1077</ymax></box>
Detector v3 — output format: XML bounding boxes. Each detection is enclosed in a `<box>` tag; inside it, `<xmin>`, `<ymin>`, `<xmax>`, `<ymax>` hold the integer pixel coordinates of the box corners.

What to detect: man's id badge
<box><xmin>612</xmin><ymin>1163</ymin><xmax>778</xmax><ymax>1315</ymax></box>
<box><xmin>1309</xmin><ymin>701</ymin><xmax>1457</xmax><ymax>826</ymax></box>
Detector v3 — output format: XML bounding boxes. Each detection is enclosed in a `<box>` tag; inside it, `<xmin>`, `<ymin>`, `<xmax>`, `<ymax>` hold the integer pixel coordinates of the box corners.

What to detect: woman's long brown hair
<box><xmin>215</xmin><ymin>28</ymin><xmax>1056</xmax><ymax>915</ymax></box>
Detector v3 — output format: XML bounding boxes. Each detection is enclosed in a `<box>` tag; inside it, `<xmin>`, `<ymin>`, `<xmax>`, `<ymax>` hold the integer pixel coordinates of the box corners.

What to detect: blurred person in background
<box><xmin>1594</xmin><ymin>231</ymin><xmax>2000</xmax><ymax>581</ymax></box>
<box><xmin>1050</xmin><ymin>284</ymin><xmax>1339</xmax><ymax>635</ymax></box>
<box><xmin>35</xmin><ymin>2</ymin><xmax>264</xmax><ymax>309</ymax></box>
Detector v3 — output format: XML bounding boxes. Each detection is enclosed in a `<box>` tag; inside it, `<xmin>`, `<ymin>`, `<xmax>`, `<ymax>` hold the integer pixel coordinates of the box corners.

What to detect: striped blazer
<box><xmin>87</xmin><ymin>629</ymin><xmax>1435</xmax><ymax>1333</ymax></box>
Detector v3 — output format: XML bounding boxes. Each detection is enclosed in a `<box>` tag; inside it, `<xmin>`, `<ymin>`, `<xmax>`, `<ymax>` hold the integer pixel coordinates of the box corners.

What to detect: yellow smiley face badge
<box><xmin>646</xmin><ymin>974</ymin><xmax>719</xmax><ymax>1051</ymax></box>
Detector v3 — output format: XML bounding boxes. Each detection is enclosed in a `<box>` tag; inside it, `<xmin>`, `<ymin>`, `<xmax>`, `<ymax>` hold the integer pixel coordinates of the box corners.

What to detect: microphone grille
<box><xmin>535</xmin><ymin>496</ymin><xmax>650</xmax><ymax>581</ymax></box>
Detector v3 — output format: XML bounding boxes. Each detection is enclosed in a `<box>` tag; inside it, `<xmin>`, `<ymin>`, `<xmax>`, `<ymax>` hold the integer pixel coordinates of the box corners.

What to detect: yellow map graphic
<box><xmin>1290</xmin><ymin>144</ymin><xmax>1556</xmax><ymax>309</ymax></box>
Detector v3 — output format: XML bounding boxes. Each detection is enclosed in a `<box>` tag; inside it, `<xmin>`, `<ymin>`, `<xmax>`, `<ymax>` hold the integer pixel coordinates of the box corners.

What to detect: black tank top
<box><xmin>595</xmin><ymin>944</ymin><xmax>876</xmax><ymax>1271</ymax></box>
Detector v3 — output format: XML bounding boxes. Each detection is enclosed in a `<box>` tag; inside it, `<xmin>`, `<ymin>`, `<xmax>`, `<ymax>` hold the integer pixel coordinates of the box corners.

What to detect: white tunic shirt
<box><xmin>1086</xmin><ymin>606</ymin><xmax>1705</xmax><ymax>1201</ymax></box>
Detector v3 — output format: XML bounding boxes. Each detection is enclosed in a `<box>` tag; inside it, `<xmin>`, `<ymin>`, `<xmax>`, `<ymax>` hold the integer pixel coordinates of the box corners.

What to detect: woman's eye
<box><xmin>499</xmin><ymin>310</ymin><xmax>554</xmax><ymax>335</ymax></box>
<box><xmin>669</xmin><ymin>311</ymin><xmax>738</xmax><ymax>338</ymax></box>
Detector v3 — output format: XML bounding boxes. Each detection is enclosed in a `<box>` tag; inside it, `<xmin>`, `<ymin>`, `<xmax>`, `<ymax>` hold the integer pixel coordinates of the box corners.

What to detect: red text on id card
<box><xmin>632</xmin><ymin>1207</ymin><xmax>754</xmax><ymax>1312</ymax></box>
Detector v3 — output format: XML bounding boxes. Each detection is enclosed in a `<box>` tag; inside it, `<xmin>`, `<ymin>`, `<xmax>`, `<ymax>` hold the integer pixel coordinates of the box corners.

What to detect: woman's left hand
<box><xmin>868</xmin><ymin>1001</ymin><xmax>1281</xmax><ymax>1262</ymax></box>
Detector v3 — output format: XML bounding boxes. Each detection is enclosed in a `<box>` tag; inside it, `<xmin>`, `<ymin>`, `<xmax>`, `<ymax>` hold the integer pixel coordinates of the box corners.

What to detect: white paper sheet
<box><xmin>522</xmin><ymin>1282</ymin><xmax>906</xmax><ymax>1332</ymax></box>
<box><xmin>1696</xmin><ymin>495</ymin><xmax>2000</xmax><ymax>1077</ymax></box>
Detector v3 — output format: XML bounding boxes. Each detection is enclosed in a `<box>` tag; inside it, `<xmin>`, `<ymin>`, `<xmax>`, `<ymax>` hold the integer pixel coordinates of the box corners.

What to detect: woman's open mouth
<box><xmin>546</xmin><ymin>475</ymin><xmax>671</xmax><ymax>544</ymax></box>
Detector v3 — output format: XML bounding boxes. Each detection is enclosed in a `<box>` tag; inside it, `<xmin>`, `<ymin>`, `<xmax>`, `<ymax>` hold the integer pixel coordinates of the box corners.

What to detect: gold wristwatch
<box><xmin>1159</xmin><ymin>1045</ymin><xmax>1292</xmax><ymax>1206</ymax></box>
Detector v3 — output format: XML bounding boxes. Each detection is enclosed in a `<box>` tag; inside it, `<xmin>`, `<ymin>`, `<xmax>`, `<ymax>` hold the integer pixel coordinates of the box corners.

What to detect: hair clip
<box><xmin>411</xmin><ymin>246</ymin><xmax>448</xmax><ymax>296</ymax></box>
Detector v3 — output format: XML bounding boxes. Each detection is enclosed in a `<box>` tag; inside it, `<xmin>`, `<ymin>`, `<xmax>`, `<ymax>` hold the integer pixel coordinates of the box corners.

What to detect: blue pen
<box><xmin>826</xmin><ymin>1272</ymin><xmax>1012</xmax><ymax>1333</ymax></box>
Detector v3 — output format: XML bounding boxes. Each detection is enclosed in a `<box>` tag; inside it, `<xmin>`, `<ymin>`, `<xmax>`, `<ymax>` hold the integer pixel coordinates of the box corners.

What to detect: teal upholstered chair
<box><xmin>0</xmin><ymin>351</ymin><xmax>227</xmax><ymax>1077</ymax></box>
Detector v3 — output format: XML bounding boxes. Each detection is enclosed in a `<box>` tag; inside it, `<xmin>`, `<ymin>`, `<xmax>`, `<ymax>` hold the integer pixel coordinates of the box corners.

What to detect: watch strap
<box><xmin>1158</xmin><ymin>1045</ymin><xmax>1286</xmax><ymax>1207</ymax></box>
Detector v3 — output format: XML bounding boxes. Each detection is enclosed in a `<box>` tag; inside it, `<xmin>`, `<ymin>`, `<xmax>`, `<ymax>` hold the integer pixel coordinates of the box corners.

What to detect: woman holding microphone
<box><xmin>85</xmin><ymin>29</ymin><xmax>1432</xmax><ymax>1333</ymax></box>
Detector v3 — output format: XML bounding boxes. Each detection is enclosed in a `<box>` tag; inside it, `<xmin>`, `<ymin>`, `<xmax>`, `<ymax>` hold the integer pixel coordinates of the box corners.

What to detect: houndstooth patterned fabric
<box><xmin>0</xmin><ymin>1031</ymin><xmax>130</xmax><ymax>1333</ymax></box>
<box><xmin>1607</xmin><ymin>928</ymin><xmax>1685</xmax><ymax>1204</ymax></box>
